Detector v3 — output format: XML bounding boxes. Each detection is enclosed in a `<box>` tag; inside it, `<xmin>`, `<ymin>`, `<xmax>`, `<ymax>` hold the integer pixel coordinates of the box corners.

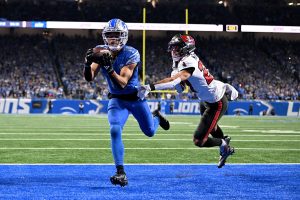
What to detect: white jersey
<box><xmin>176</xmin><ymin>53</ymin><xmax>226</xmax><ymax>103</ymax></box>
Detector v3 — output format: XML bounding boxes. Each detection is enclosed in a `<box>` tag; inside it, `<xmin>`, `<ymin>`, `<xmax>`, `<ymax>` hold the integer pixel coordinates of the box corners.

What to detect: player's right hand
<box><xmin>137</xmin><ymin>85</ymin><xmax>151</xmax><ymax>100</ymax></box>
<box><xmin>85</xmin><ymin>48</ymin><xmax>96</xmax><ymax>65</ymax></box>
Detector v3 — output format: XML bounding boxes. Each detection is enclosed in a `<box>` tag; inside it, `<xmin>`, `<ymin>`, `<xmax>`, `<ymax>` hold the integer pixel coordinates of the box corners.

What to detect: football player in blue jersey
<box><xmin>83</xmin><ymin>18</ymin><xmax>170</xmax><ymax>187</ymax></box>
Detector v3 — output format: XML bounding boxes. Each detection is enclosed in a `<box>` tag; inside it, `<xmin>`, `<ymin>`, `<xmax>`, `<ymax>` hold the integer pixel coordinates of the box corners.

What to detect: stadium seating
<box><xmin>0</xmin><ymin>34</ymin><xmax>298</xmax><ymax>100</ymax></box>
<box><xmin>0</xmin><ymin>0</ymin><xmax>299</xmax><ymax>100</ymax></box>
<box><xmin>0</xmin><ymin>0</ymin><xmax>299</xmax><ymax>25</ymax></box>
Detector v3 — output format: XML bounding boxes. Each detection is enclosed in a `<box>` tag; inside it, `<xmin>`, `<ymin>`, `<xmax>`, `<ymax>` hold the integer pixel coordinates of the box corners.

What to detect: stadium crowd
<box><xmin>0</xmin><ymin>35</ymin><xmax>63</xmax><ymax>99</ymax></box>
<box><xmin>0</xmin><ymin>0</ymin><xmax>299</xmax><ymax>100</ymax></box>
<box><xmin>0</xmin><ymin>0</ymin><xmax>299</xmax><ymax>26</ymax></box>
<box><xmin>0</xmin><ymin>34</ymin><xmax>298</xmax><ymax>101</ymax></box>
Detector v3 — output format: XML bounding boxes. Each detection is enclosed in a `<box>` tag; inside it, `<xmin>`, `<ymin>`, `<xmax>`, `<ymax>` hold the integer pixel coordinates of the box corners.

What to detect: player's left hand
<box><xmin>100</xmin><ymin>53</ymin><xmax>114</xmax><ymax>75</ymax></box>
<box><xmin>137</xmin><ymin>85</ymin><xmax>151</xmax><ymax>100</ymax></box>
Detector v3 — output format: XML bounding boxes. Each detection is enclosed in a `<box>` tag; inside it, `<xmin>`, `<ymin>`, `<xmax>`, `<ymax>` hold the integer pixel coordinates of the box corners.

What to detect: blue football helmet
<box><xmin>102</xmin><ymin>18</ymin><xmax>128</xmax><ymax>52</ymax></box>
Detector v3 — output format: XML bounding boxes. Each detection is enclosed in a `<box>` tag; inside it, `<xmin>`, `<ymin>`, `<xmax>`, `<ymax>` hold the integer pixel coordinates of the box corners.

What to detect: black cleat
<box><xmin>110</xmin><ymin>172</ymin><xmax>128</xmax><ymax>187</ymax></box>
<box><xmin>153</xmin><ymin>110</ymin><xmax>170</xmax><ymax>130</ymax></box>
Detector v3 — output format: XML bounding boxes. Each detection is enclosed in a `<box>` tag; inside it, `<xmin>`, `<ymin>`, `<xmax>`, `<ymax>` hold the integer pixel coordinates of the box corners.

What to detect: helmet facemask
<box><xmin>168</xmin><ymin>34</ymin><xmax>196</xmax><ymax>62</ymax></box>
<box><xmin>102</xmin><ymin>19</ymin><xmax>128</xmax><ymax>52</ymax></box>
<box><xmin>169</xmin><ymin>45</ymin><xmax>184</xmax><ymax>62</ymax></box>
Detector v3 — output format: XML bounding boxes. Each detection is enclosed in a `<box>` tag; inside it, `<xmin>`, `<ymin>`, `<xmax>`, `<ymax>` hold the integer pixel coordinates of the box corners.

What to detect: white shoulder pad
<box><xmin>178</xmin><ymin>55</ymin><xmax>197</xmax><ymax>71</ymax></box>
<box><xmin>171</xmin><ymin>69</ymin><xmax>179</xmax><ymax>77</ymax></box>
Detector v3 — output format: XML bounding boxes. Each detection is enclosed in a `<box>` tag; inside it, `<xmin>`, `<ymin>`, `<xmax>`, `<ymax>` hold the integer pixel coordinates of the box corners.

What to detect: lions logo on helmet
<box><xmin>102</xmin><ymin>18</ymin><xmax>128</xmax><ymax>52</ymax></box>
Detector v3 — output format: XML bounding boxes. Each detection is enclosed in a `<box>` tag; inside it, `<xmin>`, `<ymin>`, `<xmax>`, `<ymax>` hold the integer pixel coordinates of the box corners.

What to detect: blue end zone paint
<box><xmin>0</xmin><ymin>165</ymin><xmax>299</xmax><ymax>200</ymax></box>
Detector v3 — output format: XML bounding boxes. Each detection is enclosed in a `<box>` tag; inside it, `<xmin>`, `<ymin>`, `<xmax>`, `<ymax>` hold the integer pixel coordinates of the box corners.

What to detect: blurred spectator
<box><xmin>0</xmin><ymin>35</ymin><xmax>62</xmax><ymax>99</ymax></box>
<box><xmin>0</xmin><ymin>0</ymin><xmax>298</xmax><ymax>25</ymax></box>
<box><xmin>78</xmin><ymin>102</ymin><xmax>84</xmax><ymax>114</ymax></box>
<box><xmin>0</xmin><ymin>34</ymin><xmax>299</xmax><ymax>101</ymax></box>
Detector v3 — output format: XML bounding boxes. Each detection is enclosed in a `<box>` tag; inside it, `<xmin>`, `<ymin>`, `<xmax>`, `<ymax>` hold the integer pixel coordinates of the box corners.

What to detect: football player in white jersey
<box><xmin>138</xmin><ymin>34</ymin><xmax>238</xmax><ymax>168</ymax></box>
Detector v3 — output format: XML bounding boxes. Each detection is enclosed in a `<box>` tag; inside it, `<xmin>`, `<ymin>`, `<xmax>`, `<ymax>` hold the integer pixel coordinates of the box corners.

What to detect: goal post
<box><xmin>141</xmin><ymin>8</ymin><xmax>190</xmax><ymax>94</ymax></box>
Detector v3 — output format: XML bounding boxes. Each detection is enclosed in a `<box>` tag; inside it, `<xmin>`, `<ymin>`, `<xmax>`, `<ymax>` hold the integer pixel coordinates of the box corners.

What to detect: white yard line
<box><xmin>243</xmin><ymin>130</ymin><xmax>300</xmax><ymax>133</ymax></box>
<box><xmin>0</xmin><ymin>139</ymin><xmax>299</xmax><ymax>141</ymax></box>
<box><xmin>0</xmin><ymin>147</ymin><xmax>299</xmax><ymax>151</ymax></box>
<box><xmin>0</xmin><ymin>133</ymin><xmax>300</xmax><ymax>137</ymax></box>
<box><xmin>0</xmin><ymin>163</ymin><xmax>299</xmax><ymax>165</ymax></box>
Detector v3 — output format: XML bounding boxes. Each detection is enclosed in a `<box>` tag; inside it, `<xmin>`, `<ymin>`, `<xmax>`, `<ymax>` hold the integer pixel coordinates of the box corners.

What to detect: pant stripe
<box><xmin>201</xmin><ymin>100</ymin><xmax>223</xmax><ymax>145</ymax></box>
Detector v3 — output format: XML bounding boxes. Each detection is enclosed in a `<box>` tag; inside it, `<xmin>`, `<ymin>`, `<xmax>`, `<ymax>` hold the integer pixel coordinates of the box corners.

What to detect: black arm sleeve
<box><xmin>83</xmin><ymin>63</ymin><xmax>93</xmax><ymax>82</ymax></box>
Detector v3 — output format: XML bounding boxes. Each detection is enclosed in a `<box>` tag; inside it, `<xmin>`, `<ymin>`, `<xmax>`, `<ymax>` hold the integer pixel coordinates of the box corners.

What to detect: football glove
<box><xmin>100</xmin><ymin>53</ymin><xmax>114</xmax><ymax>75</ymax></box>
<box><xmin>137</xmin><ymin>84</ymin><xmax>152</xmax><ymax>100</ymax></box>
<box><xmin>85</xmin><ymin>48</ymin><xmax>96</xmax><ymax>65</ymax></box>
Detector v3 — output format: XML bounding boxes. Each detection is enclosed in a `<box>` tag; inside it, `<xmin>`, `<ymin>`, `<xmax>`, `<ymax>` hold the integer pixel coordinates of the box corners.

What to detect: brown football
<box><xmin>92</xmin><ymin>47</ymin><xmax>112</xmax><ymax>57</ymax></box>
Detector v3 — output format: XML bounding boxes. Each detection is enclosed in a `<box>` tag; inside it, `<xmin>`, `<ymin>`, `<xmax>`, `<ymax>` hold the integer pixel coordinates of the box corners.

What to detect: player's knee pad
<box><xmin>110</xmin><ymin>124</ymin><xmax>122</xmax><ymax>139</ymax></box>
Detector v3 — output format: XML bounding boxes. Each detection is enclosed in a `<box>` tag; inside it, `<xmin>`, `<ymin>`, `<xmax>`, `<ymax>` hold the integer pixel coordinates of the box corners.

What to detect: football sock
<box><xmin>110</xmin><ymin>124</ymin><xmax>124</xmax><ymax>166</ymax></box>
<box><xmin>210</xmin><ymin>125</ymin><xmax>224</xmax><ymax>138</ymax></box>
<box><xmin>221</xmin><ymin>139</ymin><xmax>226</xmax><ymax>146</ymax></box>
<box><xmin>202</xmin><ymin>137</ymin><xmax>222</xmax><ymax>147</ymax></box>
<box><xmin>116</xmin><ymin>165</ymin><xmax>125</xmax><ymax>174</ymax></box>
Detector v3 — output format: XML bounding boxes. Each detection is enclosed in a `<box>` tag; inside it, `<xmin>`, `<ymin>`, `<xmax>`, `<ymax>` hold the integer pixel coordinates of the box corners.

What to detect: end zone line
<box><xmin>0</xmin><ymin>147</ymin><xmax>299</xmax><ymax>151</ymax></box>
<box><xmin>0</xmin><ymin>163</ymin><xmax>299</xmax><ymax>166</ymax></box>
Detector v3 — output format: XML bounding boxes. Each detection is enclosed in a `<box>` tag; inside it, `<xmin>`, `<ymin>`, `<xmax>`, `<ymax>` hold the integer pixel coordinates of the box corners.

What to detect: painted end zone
<box><xmin>0</xmin><ymin>164</ymin><xmax>299</xmax><ymax>200</ymax></box>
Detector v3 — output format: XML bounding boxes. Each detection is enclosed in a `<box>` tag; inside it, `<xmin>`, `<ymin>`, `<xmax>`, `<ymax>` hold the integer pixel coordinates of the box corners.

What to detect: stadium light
<box><xmin>218</xmin><ymin>1</ymin><xmax>223</xmax><ymax>4</ymax></box>
<box><xmin>147</xmin><ymin>0</ymin><xmax>158</xmax><ymax>8</ymax></box>
<box><xmin>288</xmin><ymin>2</ymin><xmax>294</xmax><ymax>5</ymax></box>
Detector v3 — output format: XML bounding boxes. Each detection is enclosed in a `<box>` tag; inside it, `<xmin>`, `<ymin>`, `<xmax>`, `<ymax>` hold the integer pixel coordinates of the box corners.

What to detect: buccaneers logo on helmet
<box><xmin>168</xmin><ymin>34</ymin><xmax>196</xmax><ymax>61</ymax></box>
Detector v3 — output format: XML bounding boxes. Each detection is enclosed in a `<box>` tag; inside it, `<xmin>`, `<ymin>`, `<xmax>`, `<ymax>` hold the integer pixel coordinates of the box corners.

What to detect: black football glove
<box><xmin>100</xmin><ymin>53</ymin><xmax>114</xmax><ymax>75</ymax></box>
<box><xmin>83</xmin><ymin>48</ymin><xmax>95</xmax><ymax>82</ymax></box>
<box><xmin>85</xmin><ymin>48</ymin><xmax>98</xmax><ymax>65</ymax></box>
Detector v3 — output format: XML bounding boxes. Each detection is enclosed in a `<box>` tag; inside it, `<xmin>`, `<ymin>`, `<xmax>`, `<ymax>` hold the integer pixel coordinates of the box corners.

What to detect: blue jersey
<box><xmin>96</xmin><ymin>45</ymin><xmax>140</xmax><ymax>95</ymax></box>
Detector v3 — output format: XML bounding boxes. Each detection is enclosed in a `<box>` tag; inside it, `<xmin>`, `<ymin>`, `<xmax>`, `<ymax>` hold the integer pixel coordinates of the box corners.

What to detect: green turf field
<box><xmin>0</xmin><ymin>115</ymin><xmax>299</xmax><ymax>164</ymax></box>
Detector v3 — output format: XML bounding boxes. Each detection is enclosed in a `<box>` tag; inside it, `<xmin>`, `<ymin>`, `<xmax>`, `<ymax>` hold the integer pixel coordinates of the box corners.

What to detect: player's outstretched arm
<box><xmin>137</xmin><ymin>69</ymin><xmax>192</xmax><ymax>100</ymax></box>
<box><xmin>152</xmin><ymin>69</ymin><xmax>191</xmax><ymax>90</ymax></box>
